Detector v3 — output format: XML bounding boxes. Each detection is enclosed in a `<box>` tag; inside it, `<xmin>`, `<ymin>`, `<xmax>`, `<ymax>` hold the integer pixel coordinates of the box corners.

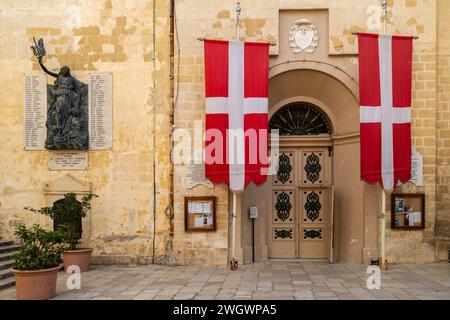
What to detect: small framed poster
<box><xmin>185</xmin><ymin>197</ymin><xmax>216</xmax><ymax>232</ymax></box>
<box><xmin>391</xmin><ymin>193</ymin><xmax>425</xmax><ymax>230</ymax></box>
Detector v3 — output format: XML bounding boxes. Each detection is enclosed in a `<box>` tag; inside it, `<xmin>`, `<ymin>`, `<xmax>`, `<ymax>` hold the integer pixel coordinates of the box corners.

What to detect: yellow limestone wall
<box><xmin>173</xmin><ymin>0</ymin><xmax>446</xmax><ymax>264</ymax></box>
<box><xmin>436</xmin><ymin>0</ymin><xmax>450</xmax><ymax>261</ymax></box>
<box><xmin>0</xmin><ymin>0</ymin><xmax>449</xmax><ymax>265</ymax></box>
<box><xmin>0</xmin><ymin>0</ymin><xmax>173</xmax><ymax>264</ymax></box>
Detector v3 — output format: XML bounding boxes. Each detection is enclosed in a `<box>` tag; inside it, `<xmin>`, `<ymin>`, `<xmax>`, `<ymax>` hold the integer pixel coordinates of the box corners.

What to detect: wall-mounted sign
<box><xmin>184</xmin><ymin>197</ymin><xmax>216</xmax><ymax>232</ymax></box>
<box><xmin>185</xmin><ymin>161</ymin><xmax>214</xmax><ymax>189</ymax></box>
<box><xmin>48</xmin><ymin>151</ymin><xmax>88</xmax><ymax>171</ymax></box>
<box><xmin>289</xmin><ymin>18</ymin><xmax>318</xmax><ymax>54</ymax></box>
<box><xmin>410</xmin><ymin>148</ymin><xmax>423</xmax><ymax>187</ymax></box>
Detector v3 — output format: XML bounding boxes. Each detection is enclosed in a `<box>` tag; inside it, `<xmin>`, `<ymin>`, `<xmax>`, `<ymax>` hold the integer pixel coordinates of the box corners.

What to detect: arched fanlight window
<box><xmin>269</xmin><ymin>102</ymin><xmax>332</xmax><ymax>136</ymax></box>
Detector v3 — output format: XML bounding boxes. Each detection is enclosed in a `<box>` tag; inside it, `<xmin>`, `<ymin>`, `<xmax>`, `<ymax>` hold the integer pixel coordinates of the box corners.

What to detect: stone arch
<box><xmin>269</xmin><ymin>61</ymin><xmax>359</xmax><ymax>100</ymax></box>
<box><xmin>268</xmin><ymin>67</ymin><xmax>360</xmax><ymax>136</ymax></box>
<box><xmin>44</xmin><ymin>174</ymin><xmax>92</xmax><ymax>240</ymax></box>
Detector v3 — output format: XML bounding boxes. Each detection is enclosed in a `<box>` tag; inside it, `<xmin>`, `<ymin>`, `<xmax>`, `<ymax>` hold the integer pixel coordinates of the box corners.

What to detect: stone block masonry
<box><xmin>0</xmin><ymin>0</ymin><xmax>449</xmax><ymax>266</ymax></box>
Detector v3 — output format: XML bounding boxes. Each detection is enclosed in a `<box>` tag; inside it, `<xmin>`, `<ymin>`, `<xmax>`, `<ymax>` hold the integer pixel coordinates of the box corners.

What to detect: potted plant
<box><xmin>12</xmin><ymin>224</ymin><xmax>66</xmax><ymax>300</ymax></box>
<box><xmin>26</xmin><ymin>192</ymin><xmax>97</xmax><ymax>272</ymax></box>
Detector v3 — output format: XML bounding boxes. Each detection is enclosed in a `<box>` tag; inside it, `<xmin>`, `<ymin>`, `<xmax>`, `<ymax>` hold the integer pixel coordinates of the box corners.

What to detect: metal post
<box><xmin>380</xmin><ymin>0</ymin><xmax>388</xmax><ymax>271</ymax></box>
<box><xmin>252</xmin><ymin>215</ymin><xmax>255</xmax><ymax>263</ymax></box>
<box><xmin>230</xmin><ymin>192</ymin><xmax>238</xmax><ymax>270</ymax></box>
<box><xmin>236</xmin><ymin>2</ymin><xmax>241</xmax><ymax>41</ymax></box>
<box><xmin>380</xmin><ymin>188</ymin><xmax>387</xmax><ymax>270</ymax></box>
<box><xmin>230</xmin><ymin>2</ymin><xmax>242</xmax><ymax>271</ymax></box>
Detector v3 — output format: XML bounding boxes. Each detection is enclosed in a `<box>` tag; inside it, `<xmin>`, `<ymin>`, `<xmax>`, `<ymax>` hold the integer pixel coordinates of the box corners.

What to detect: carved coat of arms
<box><xmin>289</xmin><ymin>19</ymin><xmax>319</xmax><ymax>53</ymax></box>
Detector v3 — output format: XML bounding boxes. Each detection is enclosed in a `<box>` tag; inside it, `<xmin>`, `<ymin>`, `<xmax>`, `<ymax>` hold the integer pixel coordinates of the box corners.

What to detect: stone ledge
<box><xmin>92</xmin><ymin>254</ymin><xmax>154</xmax><ymax>266</ymax></box>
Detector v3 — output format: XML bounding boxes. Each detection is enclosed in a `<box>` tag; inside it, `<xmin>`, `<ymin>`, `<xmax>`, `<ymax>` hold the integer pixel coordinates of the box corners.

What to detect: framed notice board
<box><xmin>185</xmin><ymin>197</ymin><xmax>216</xmax><ymax>232</ymax></box>
<box><xmin>391</xmin><ymin>193</ymin><xmax>425</xmax><ymax>230</ymax></box>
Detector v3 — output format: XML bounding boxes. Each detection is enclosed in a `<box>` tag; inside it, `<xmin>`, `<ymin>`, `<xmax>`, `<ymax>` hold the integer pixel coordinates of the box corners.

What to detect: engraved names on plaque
<box><xmin>396</xmin><ymin>147</ymin><xmax>424</xmax><ymax>188</ymax></box>
<box><xmin>48</xmin><ymin>151</ymin><xmax>89</xmax><ymax>171</ymax></box>
<box><xmin>410</xmin><ymin>148</ymin><xmax>423</xmax><ymax>187</ymax></box>
<box><xmin>23</xmin><ymin>74</ymin><xmax>47</xmax><ymax>150</ymax></box>
<box><xmin>89</xmin><ymin>73</ymin><xmax>113</xmax><ymax>150</ymax></box>
<box><xmin>185</xmin><ymin>161</ymin><xmax>214</xmax><ymax>189</ymax></box>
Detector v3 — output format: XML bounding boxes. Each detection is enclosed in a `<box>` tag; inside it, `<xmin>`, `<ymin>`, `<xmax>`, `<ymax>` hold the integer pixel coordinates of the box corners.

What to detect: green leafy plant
<box><xmin>12</xmin><ymin>224</ymin><xmax>66</xmax><ymax>270</ymax></box>
<box><xmin>25</xmin><ymin>193</ymin><xmax>97</xmax><ymax>250</ymax></box>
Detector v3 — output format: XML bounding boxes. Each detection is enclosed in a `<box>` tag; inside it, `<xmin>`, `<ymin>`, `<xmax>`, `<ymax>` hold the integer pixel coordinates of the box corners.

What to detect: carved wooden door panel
<box><xmin>269</xmin><ymin>148</ymin><xmax>333</xmax><ymax>260</ymax></box>
<box><xmin>270</xmin><ymin>151</ymin><xmax>296</xmax><ymax>258</ymax></box>
<box><xmin>298</xmin><ymin>149</ymin><xmax>332</xmax><ymax>259</ymax></box>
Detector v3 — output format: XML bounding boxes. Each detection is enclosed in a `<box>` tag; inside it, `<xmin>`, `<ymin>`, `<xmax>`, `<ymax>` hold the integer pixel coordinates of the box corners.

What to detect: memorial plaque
<box><xmin>48</xmin><ymin>151</ymin><xmax>88</xmax><ymax>171</ymax></box>
<box><xmin>185</xmin><ymin>161</ymin><xmax>214</xmax><ymax>189</ymax></box>
<box><xmin>89</xmin><ymin>73</ymin><xmax>113</xmax><ymax>150</ymax></box>
<box><xmin>23</xmin><ymin>74</ymin><xmax>47</xmax><ymax>150</ymax></box>
<box><xmin>410</xmin><ymin>148</ymin><xmax>423</xmax><ymax>187</ymax></box>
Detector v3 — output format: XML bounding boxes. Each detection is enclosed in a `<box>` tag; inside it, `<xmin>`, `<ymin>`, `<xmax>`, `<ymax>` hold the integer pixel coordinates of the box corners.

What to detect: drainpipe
<box><xmin>162</xmin><ymin>0</ymin><xmax>176</xmax><ymax>265</ymax></box>
<box><xmin>151</xmin><ymin>0</ymin><xmax>157</xmax><ymax>264</ymax></box>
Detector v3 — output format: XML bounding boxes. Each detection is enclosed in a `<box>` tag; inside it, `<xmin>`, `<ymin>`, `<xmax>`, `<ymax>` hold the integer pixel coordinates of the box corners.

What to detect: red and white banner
<box><xmin>358</xmin><ymin>33</ymin><xmax>413</xmax><ymax>191</ymax></box>
<box><xmin>204</xmin><ymin>40</ymin><xmax>269</xmax><ymax>192</ymax></box>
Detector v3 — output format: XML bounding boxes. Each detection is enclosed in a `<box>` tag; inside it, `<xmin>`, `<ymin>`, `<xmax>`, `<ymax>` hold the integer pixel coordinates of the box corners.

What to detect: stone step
<box><xmin>0</xmin><ymin>245</ymin><xmax>20</xmax><ymax>254</ymax></box>
<box><xmin>0</xmin><ymin>252</ymin><xmax>16</xmax><ymax>262</ymax></box>
<box><xmin>0</xmin><ymin>260</ymin><xmax>15</xmax><ymax>271</ymax></box>
<box><xmin>0</xmin><ymin>269</ymin><xmax>13</xmax><ymax>280</ymax></box>
<box><xmin>0</xmin><ymin>277</ymin><xmax>15</xmax><ymax>291</ymax></box>
<box><xmin>0</xmin><ymin>240</ymin><xmax>14</xmax><ymax>247</ymax></box>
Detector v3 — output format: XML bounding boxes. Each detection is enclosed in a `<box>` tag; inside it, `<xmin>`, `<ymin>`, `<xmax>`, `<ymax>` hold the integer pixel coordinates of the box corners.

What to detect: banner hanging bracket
<box><xmin>197</xmin><ymin>37</ymin><xmax>277</xmax><ymax>46</ymax></box>
<box><xmin>351</xmin><ymin>32</ymin><xmax>419</xmax><ymax>40</ymax></box>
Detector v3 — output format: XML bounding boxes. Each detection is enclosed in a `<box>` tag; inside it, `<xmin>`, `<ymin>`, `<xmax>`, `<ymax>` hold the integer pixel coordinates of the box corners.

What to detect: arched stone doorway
<box><xmin>238</xmin><ymin>68</ymin><xmax>380</xmax><ymax>265</ymax></box>
<box><xmin>269</xmin><ymin>102</ymin><xmax>334</xmax><ymax>260</ymax></box>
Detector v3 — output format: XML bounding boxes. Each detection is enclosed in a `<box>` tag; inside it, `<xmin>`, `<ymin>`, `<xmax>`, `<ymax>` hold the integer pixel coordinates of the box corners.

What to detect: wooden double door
<box><xmin>269</xmin><ymin>147</ymin><xmax>334</xmax><ymax>261</ymax></box>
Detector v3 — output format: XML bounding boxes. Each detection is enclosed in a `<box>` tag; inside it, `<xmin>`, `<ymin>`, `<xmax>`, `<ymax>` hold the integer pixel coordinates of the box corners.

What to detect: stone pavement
<box><xmin>1</xmin><ymin>261</ymin><xmax>449</xmax><ymax>300</ymax></box>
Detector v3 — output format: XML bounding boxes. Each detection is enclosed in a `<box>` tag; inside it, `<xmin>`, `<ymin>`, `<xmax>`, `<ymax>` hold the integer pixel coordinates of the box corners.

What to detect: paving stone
<box><xmin>293</xmin><ymin>280</ymin><xmax>312</xmax><ymax>285</ymax></box>
<box><xmin>314</xmin><ymin>291</ymin><xmax>337</xmax><ymax>298</ymax></box>
<box><xmin>256</xmin><ymin>287</ymin><xmax>273</xmax><ymax>292</ymax></box>
<box><xmin>133</xmin><ymin>292</ymin><xmax>156</xmax><ymax>300</ymax></box>
<box><xmin>194</xmin><ymin>295</ymin><xmax>216</xmax><ymax>300</ymax></box>
<box><xmin>335</xmin><ymin>293</ymin><xmax>357</xmax><ymax>300</ymax></box>
<box><xmin>1</xmin><ymin>262</ymin><xmax>449</xmax><ymax>300</ymax></box>
<box><xmin>79</xmin><ymin>292</ymin><xmax>101</xmax><ymax>299</ymax></box>
<box><xmin>294</xmin><ymin>290</ymin><xmax>314</xmax><ymax>298</ymax></box>
<box><xmin>153</xmin><ymin>295</ymin><xmax>175</xmax><ymax>300</ymax></box>
<box><xmin>219</xmin><ymin>288</ymin><xmax>237</xmax><ymax>294</ymax></box>
<box><xmin>235</xmin><ymin>290</ymin><xmax>252</xmax><ymax>296</ymax></box>
<box><xmin>330</xmin><ymin>287</ymin><xmax>350</xmax><ymax>293</ymax></box>
<box><xmin>294</xmin><ymin>296</ymin><xmax>315</xmax><ymax>300</ymax></box>
<box><xmin>119</xmin><ymin>290</ymin><xmax>142</xmax><ymax>296</ymax></box>
<box><xmin>216</xmin><ymin>294</ymin><xmax>235</xmax><ymax>299</ymax></box>
<box><xmin>173</xmin><ymin>293</ymin><xmax>195</xmax><ymax>300</ymax></box>
<box><xmin>179</xmin><ymin>286</ymin><xmax>202</xmax><ymax>293</ymax></box>
<box><xmin>159</xmin><ymin>289</ymin><xmax>181</xmax><ymax>295</ymax></box>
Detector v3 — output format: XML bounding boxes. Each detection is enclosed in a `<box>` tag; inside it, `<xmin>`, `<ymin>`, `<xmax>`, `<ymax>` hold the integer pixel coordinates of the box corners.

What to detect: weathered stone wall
<box><xmin>173</xmin><ymin>0</ymin><xmax>445</xmax><ymax>264</ymax></box>
<box><xmin>385</xmin><ymin>1</ymin><xmax>438</xmax><ymax>263</ymax></box>
<box><xmin>0</xmin><ymin>0</ymin><xmax>448</xmax><ymax>266</ymax></box>
<box><xmin>436</xmin><ymin>0</ymin><xmax>450</xmax><ymax>261</ymax></box>
<box><xmin>0</xmin><ymin>0</ymin><xmax>172</xmax><ymax>264</ymax></box>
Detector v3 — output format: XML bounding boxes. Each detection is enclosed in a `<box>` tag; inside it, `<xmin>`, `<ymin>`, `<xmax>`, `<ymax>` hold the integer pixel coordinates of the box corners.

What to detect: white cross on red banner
<box><xmin>203</xmin><ymin>40</ymin><xmax>270</xmax><ymax>193</ymax></box>
<box><xmin>358</xmin><ymin>33</ymin><xmax>413</xmax><ymax>191</ymax></box>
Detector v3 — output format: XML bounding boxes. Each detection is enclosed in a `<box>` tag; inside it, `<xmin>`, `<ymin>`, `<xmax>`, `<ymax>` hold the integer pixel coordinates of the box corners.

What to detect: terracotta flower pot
<box><xmin>63</xmin><ymin>248</ymin><xmax>93</xmax><ymax>272</ymax></box>
<box><xmin>12</xmin><ymin>266</ymin><xmax>60</xmax><ymax>300</ymax></box>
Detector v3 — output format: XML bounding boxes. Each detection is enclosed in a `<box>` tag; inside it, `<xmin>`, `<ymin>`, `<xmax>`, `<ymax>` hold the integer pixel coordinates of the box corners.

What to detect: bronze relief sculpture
<box><xmin>31</xmin><ymin>38</ymin><xmax>88</xmax><ymax>150</ymax></box>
